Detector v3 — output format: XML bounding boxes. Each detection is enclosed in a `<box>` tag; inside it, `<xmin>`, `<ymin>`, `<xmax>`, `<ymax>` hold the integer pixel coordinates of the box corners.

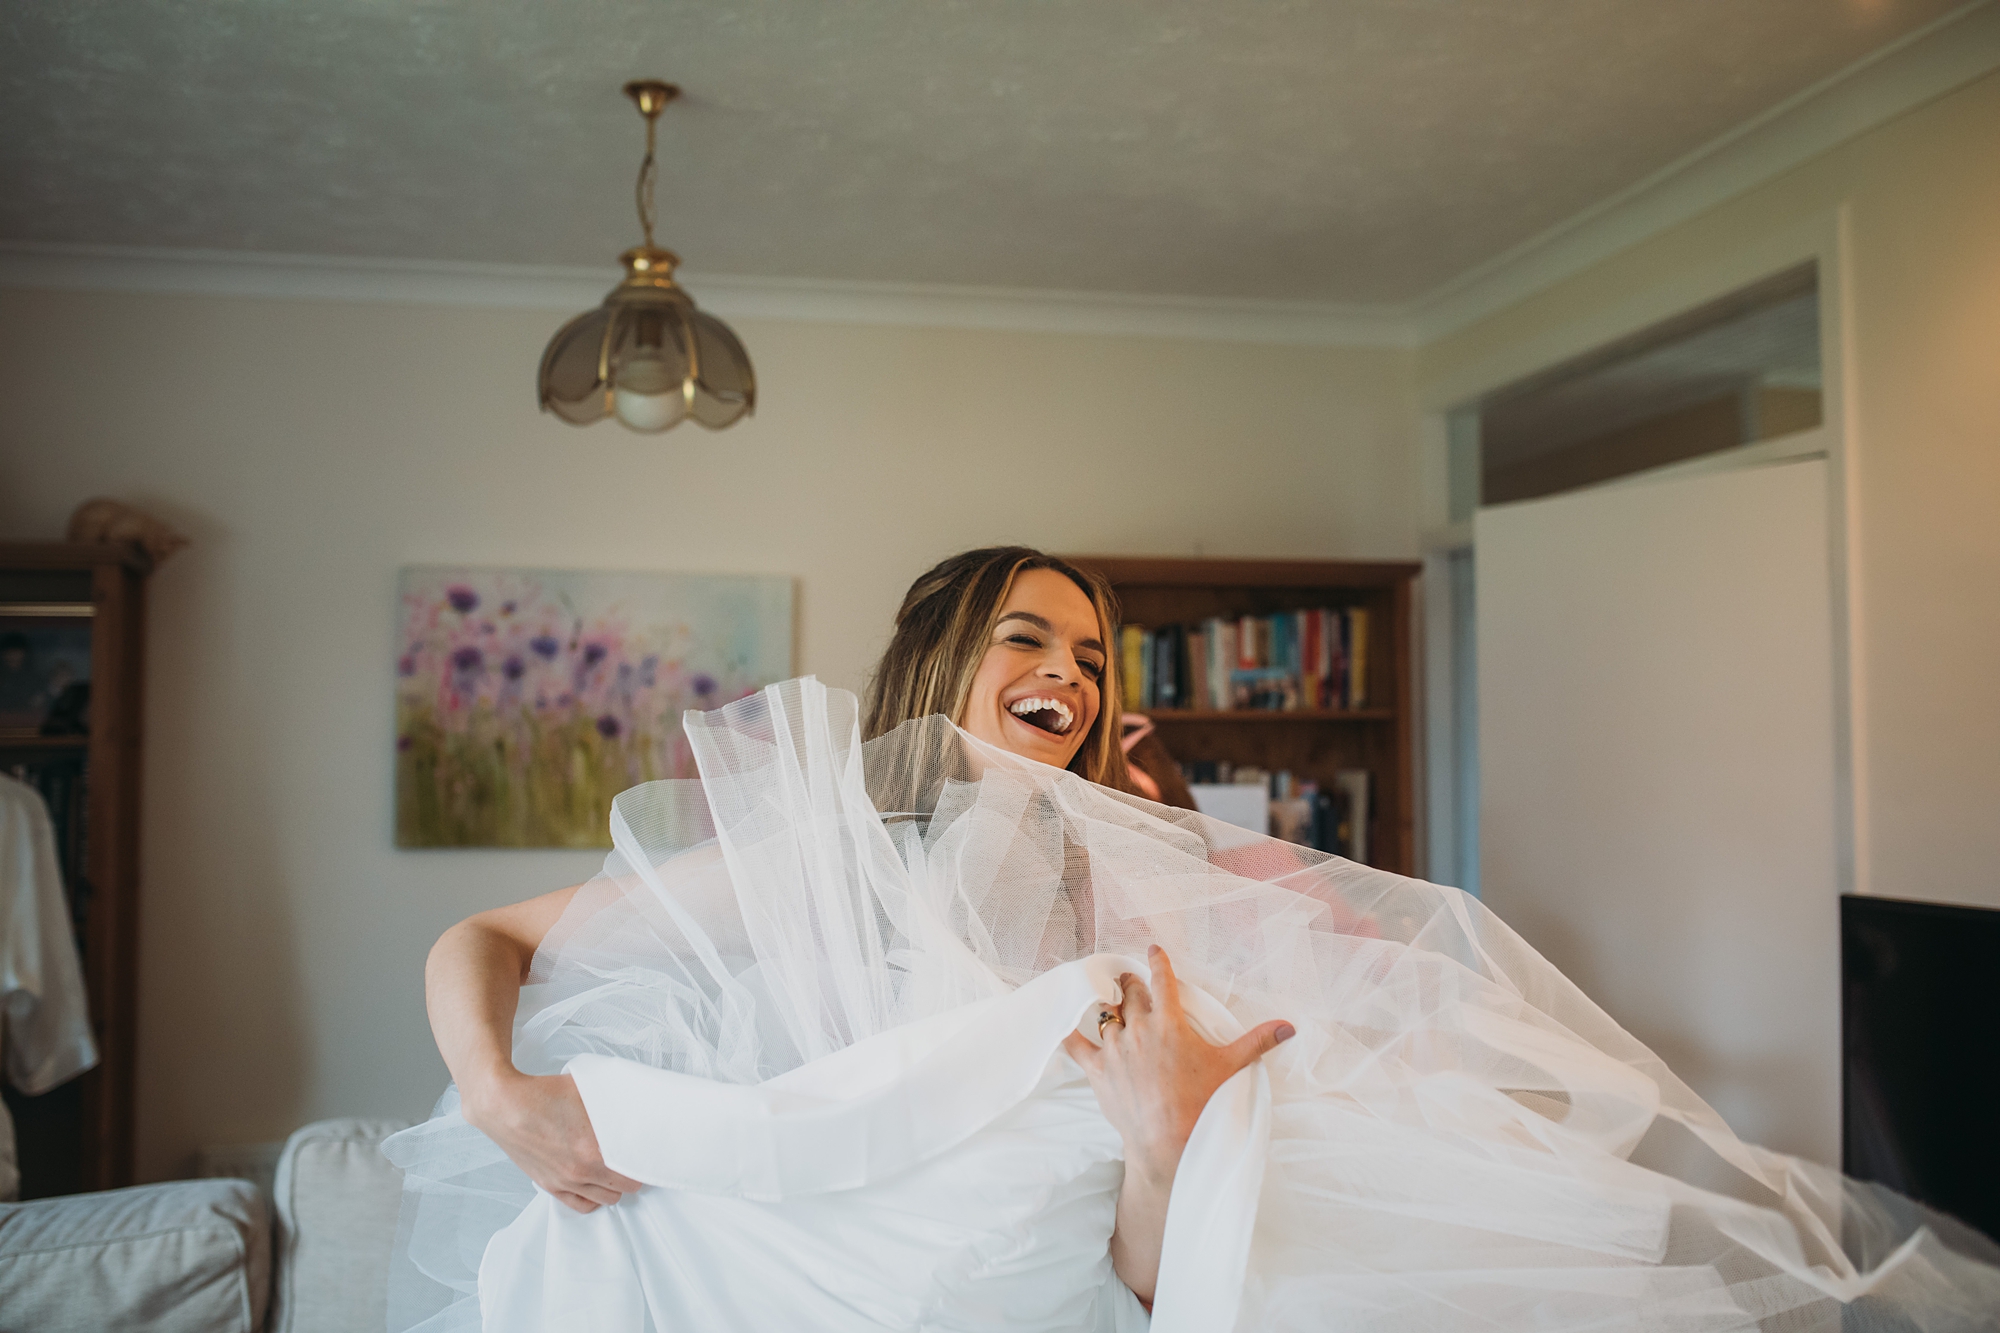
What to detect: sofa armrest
<box><xmin>270</xmin><ymin>1117</ymin><xmax>412</xmax><ymax>1333</ymax></box>
<box><xmin>0</xmin><ymin>1177</ymin><xmax>269</xmax><ymax>1332</ymax></box>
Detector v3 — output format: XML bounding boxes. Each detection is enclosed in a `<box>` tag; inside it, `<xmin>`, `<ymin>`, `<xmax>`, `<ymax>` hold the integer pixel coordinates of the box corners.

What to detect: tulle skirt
<box><xmin>384</xmin><ymin>678</ymin><xmax>2000</xmax><ymax>1332</ymax></box>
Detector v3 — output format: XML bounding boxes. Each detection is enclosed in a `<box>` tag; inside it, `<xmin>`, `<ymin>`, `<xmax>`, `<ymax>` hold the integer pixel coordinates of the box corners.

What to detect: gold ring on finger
<box><xmin>1098</xmin><ymin>1010</ymin><xmax>1124</xmax><ymax>1039</ymax></box>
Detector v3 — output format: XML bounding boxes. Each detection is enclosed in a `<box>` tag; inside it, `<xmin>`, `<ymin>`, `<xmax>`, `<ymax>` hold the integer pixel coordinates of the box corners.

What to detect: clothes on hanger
<box><xmin>0</xmin><ymin>771</ymin><xmax>98</xmax><ymax>1201</ymax></box>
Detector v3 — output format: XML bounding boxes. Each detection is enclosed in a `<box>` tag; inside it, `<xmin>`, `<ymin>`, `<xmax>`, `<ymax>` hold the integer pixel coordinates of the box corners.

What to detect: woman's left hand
<box><xmin>1061</xmin><ymin>945</ymin><xmax>1294</xmax><ymax>1306</ymax></box>
<box><xmin>1062</xmin><ymin>944</ymin><xmax>1294</xmax><ymax>1177</ymax></box>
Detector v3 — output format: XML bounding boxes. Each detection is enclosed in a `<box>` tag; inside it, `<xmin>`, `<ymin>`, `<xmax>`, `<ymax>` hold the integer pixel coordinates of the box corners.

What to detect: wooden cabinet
<box><xmin>1064</xmin><ymin>556</ymin><xmax>1420</xmax><ymax>876</ymax></box>
<box><xmin>1</xmin><ymin>542</ymin><xmax>150</xmax><ymax>1195</ymax></box>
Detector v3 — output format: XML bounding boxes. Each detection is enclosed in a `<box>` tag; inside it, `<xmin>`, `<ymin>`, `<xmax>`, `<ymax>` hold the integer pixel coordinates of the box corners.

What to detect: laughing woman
<box><xmin>391</xmin><ymin>547</ymin><xmax>2000</xmax><ymax>1333</ymax></box>
<box><xmin>406</xmin><ymin>548</ymin><xmax>1288</xmax><ymax>1326</ymax></box>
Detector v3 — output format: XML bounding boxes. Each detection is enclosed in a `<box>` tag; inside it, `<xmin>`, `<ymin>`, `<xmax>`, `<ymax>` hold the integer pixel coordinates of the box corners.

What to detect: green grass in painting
<box><xmin>396</xmin><ymin>703</ymin><xmax>667</xmax><ymax>848</ymax></box>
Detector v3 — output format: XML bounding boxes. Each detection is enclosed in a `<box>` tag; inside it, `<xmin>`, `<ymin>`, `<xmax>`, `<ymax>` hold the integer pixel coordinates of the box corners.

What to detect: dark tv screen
<box><xmin>1842</xmin><ymin>894</ymin><xmax>2000</xmax><ymax>1244</ymax></box>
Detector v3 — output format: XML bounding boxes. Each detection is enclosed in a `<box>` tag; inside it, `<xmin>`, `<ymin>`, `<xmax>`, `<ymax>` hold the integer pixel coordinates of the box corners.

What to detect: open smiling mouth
<box><xmin>1007</xmin><ymin>695</ymin><xmax>1074</xmax><ymax>736</ymax></box>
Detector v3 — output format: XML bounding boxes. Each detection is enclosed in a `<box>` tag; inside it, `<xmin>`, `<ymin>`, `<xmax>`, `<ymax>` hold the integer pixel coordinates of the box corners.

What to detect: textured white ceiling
<box><xmin>0</xmin><ymin>0</ymin><xmax>1966</xmax><ymax>303</ymax></box>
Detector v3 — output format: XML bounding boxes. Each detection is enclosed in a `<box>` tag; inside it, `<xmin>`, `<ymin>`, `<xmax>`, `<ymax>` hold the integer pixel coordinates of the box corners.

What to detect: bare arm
<box><xmin>425</xmin><ymin>886</ymin><xmax>641</xmax><ymax>1212</ymax></box>
<box><xmin>1061</xmin><ymin>946</ymin><xmax>1293</xmax><ymax>1307</ymax></box>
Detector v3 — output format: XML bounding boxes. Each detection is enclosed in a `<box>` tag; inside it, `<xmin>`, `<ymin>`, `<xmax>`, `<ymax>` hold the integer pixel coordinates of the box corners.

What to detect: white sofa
<box><xmin>0</xmin><ymin>1117</ymin><xmax>412</xmax><ymax>1333</ymax></box>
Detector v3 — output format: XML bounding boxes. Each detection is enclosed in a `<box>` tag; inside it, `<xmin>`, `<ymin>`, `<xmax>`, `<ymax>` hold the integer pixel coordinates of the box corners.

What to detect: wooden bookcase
<box><xmin>0</xmin><ymin>541</ymin><xmax>151</xmax><ymax>1196</ymax></box>
<box><xmin>1063</xmin><ymin>556</ymin><xmax>1420</xmax><ymax>876</ymax></box>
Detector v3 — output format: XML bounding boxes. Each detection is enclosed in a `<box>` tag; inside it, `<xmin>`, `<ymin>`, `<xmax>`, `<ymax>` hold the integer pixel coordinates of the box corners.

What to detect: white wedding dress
<box><xmin>384</xmin><ymin>678</ymin><xmax>2000</xmax><ymax>1332</ymax></box>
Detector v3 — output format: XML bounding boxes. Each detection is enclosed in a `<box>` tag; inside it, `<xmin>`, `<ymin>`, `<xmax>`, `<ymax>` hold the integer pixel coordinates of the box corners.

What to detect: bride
<box><xmin>387</xmin><ymin>547</ymin><xmax>2000</xmax><ymax>1332</ymax></box>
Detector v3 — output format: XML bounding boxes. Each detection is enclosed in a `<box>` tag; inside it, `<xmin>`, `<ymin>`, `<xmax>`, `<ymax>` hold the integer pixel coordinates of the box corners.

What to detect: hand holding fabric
<box><xmin>1061</xmin><ymin>945</ymin><xmax>1293</xmax><ymax>1303</ymax></box>
<box><xmin>465</xmin><ymin>1072</ymin><xmax>641</xmax><ymax>1213</ymax></box>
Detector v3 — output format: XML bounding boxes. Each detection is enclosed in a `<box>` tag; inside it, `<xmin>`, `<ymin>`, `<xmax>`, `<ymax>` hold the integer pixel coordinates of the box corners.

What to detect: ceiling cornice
<box><xmin>1407</xmin><ymin>0</ymin><xmax>2000</xmax><ymax>342</ymax></box>
<box><xmin>0</xmin><ymin>243</ymin><xmax>1416</xmax><ymax>349</ymax></box>
<box><xmin>2</xmin><ymin>1</ymin><xmax>1993</xmax><ymax>351</ymax></box>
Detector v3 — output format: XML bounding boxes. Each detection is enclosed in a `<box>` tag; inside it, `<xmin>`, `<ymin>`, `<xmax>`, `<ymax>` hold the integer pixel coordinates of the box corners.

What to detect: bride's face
<box><xmin>958</xmin><ymin>568</ymin><xmax>1106</xmax><ymax>769</ymax></box>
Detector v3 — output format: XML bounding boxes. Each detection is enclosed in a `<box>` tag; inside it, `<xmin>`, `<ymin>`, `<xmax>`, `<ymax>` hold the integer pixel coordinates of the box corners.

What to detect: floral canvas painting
<box><xmin>396</xmin><ymin>566</ymin><xmax>792</xmax><ymax>848</ymax></box>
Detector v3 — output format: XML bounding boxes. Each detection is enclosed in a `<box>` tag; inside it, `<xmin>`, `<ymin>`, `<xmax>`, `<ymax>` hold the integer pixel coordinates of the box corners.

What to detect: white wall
<box><xmin>1422</xmin><ymin>69</ymin><xmax>2000</xmax><ymax>912</ymax></box>
<box><xmin>0</xmin><ymin>287</ymin><xmax>1418</xmax><ymax>1178</ymax></box>
<box><xmin>1478</xmin><ymin>459</ymin><xmax>1839</xmax><ymax>1163</ymax></box>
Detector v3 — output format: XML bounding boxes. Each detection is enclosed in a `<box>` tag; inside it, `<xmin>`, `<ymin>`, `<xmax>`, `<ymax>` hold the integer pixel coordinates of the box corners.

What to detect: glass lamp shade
<box><xmin>538</xmin><ymin>249</ymin><xmax>755</xmax><ymax>433</ymax></box>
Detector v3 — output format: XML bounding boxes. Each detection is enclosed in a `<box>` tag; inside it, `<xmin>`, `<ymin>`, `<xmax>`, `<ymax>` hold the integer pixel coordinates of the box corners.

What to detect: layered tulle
<box><xmin>385</xmin><ymin>678</ymin><xmax>2000</xmax><ymax>1332</ymax></box>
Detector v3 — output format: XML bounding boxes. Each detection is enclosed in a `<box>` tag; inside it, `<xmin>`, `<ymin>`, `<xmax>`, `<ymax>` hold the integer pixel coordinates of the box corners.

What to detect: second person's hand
<box><xmin>464</xmin><ymin>1070</ymin><xmax>642</xmax><ymax>1213</ymax></box>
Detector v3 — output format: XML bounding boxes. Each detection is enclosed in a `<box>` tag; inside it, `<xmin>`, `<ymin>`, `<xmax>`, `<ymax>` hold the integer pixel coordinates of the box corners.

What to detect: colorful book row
<box><xmin>1118</xmin><ymin>608</ymin><xmax>1370</xmax><ymax>713</ymax></box>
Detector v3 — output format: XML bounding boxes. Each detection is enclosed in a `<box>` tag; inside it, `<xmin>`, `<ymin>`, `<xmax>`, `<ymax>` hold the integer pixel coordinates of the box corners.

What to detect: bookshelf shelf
<box><xmin>0</xmin><ymin>734</ymin><xmax>92</xmax><ymax>750</ymax></box>
<box><xmin>1145</xmin><ymin>708</ymin><xmax>1395</xmax><ymax>722</ymax></box>
<box><xmin>1063</xmin><ymin>555</ymin><xmax>1420</xmax><ymax>875</ymax></box>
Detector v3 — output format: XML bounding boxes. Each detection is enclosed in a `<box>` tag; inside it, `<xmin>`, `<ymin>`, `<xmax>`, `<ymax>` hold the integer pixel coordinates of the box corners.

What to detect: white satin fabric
<box><xmin>479</xmin><ymin>954</ymin><xmax>1262</xmax><ymax>1333</ymax></box>
<box><xmin>385</xmin><ymin>678</ymin><xmax>2000</xmax><ymax>1333</ymax></box>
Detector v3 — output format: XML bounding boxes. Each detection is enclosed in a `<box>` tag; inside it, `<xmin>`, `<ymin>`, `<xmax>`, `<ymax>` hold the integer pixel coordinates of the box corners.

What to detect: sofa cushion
<box><xmin>0</xmin><ymin>1177</ymin><xmax>268</xmax><ymax>1333</ymax></box>
<box><xmin>271</xmin><ymin>1117</ymin><xmax>411</xmax><ymax>1333</ymax></box>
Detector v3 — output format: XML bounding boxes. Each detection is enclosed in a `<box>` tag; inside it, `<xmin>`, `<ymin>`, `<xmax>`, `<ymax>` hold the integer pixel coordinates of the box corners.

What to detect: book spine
<box><xmin>1199</xmin><ymin>619</ymin><xmax>1215</xmax><ymax>710</ymax></box>
<box><xmin>1303</xmin><ymin>611</ymin><xmax>1320</xmax><ymax>708</ymax></box>
<box><xmin>1168</xmin><ymin>620</ymin><xmax>1184</xmax><ymax>704</ymax></box>
<box><xmin>1215</xmin><ymin>620</ymin><xmax>1236</xmax><ymax>708</ymax></box>
<box><xmin>1312</xmin><ymin>604</ymin><xmax>1328</xmax><ymax>704</ymax></box>
<box><xmin>1292</xmin><ymin>610</ymin><xmax>1308</xmax><ymax>710</ymax></box>
<box><xmin>1334</xmin><ymin>609</ymin><xmax>1350</xmax><ymax>709</ymax></box>
<box><xmin>1348</xmin><ymin>607</ymin><xmax>1369</xmax><ymax>709</ymax></box>
<box><xmin>1238</xmin><ymin>616</ymin><xmax>1257</xmax><ymax>670</ymax></box>
<box><xmin>1119</xmin><ymin>625</ymin><xmax>1146</xmax><ymax>713</ymax></box>
<box><xmin>1187</xmin><ymin>629</ymin><xmax>1209</xmax><ymax>715</ymax></box>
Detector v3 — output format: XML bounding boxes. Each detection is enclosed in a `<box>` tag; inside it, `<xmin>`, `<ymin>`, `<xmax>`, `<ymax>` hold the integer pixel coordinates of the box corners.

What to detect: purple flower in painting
<box><xmin>692</xmin><ymin>673</ymin><xmax>717</xmax><ymax>698</ymax></box>
<box><xmin>582</xmin><ymin>643</ymin><xmax>608</xmax><ymax>669</ymax></box>
<box><xmin>638</xmin><ymin>655</ymin><xmax>658</xmax><ymax>687</ymax></box>
<box><xmin>446</xmin><ymin>585</ymin><xmax>479</xmax><ymax>614</ymax></box>
<box><xmin>502</xmin><ymin>655</ymin><xmax>525</xmax><ymax>682</ymax></box>
<box><xmin>529</xmin><ymin>634</ymin><xmax>560</xmax><ymax>660</ymax></box>
<box><xmin>596</xmin><ymin>714</ymin><xmax>622</xmax><ymax>739</ymax></box>
<box><xmin>398</xmin><ymin>653</ymin><xmax>416</xmax><ymax>677</ymax></box>
<box><xmin>396</xmin><ymin>734</ymin><xmax>412</xmax><ymax>752</ymax></box>
<box><xmin>500</xmin><ymin>600</ymin><xmax>516</xmax><ymax>615</ymax></box>
<box><xmin>451</xmin><ymin>646</ymin><xmax>483</xmax><ymax>674</ymax></box>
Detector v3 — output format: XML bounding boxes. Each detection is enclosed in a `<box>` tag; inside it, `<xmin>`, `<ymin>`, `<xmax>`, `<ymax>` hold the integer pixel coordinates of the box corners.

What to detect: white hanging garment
<box><xmin>0</xmin><ymin>771</ymin><xmax>99</xmax><ymax>1201</ymax></box>
<box><xmin>385</xmin><ymin>679</ymin><xmax>2000</xmax><ymax>1333</ymax></box>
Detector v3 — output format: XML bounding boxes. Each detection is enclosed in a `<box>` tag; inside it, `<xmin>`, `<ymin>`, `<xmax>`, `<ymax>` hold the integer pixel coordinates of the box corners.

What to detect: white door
<box><xmin>1476</xmin><ymin>456</ymin><xmax>1839</xmax><ymax>1165</ymax></box>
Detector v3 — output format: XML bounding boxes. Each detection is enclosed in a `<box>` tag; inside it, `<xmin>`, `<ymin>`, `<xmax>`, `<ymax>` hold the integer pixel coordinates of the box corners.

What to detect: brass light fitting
<box><xmin>537</xmin><ymin>80</ymin><xmax>755</xmax><ymax>434</ymax></box>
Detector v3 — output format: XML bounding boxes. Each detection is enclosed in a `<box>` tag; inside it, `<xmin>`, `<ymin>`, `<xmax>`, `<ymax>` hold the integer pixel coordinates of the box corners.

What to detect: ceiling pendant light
<box><xmin>538</xmin><ymin>80</ymin><xmax>755</xmax><ymax>434</ymax></box>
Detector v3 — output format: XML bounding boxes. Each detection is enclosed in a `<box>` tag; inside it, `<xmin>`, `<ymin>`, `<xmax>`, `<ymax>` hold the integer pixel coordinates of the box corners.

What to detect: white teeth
<box><xmin>1008</xmin><ymin>696</ymin><xmax>1073</xmax><ymax>734</ymax></box>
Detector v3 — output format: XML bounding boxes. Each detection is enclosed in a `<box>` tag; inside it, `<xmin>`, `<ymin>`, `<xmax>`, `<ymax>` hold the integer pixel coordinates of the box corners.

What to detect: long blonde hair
<box><xmin>863</xmin><ymin>547</ymin><xmax>1129</xmax><ymax>790</ymax></box>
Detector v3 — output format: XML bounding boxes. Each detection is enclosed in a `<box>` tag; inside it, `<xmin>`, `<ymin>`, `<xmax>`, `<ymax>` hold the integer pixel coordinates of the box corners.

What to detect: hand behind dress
<box><xmin>464</xmin><ymin>1072</ymin><xmax>640</xmax><ymax>1213</ymax></box>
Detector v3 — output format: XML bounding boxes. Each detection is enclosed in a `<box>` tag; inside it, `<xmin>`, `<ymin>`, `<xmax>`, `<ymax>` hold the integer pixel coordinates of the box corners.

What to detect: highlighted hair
<box><xmin>863</xmin><ymin>547</ymin><xmax>1129</xmax><ymax>790</ymax></box>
